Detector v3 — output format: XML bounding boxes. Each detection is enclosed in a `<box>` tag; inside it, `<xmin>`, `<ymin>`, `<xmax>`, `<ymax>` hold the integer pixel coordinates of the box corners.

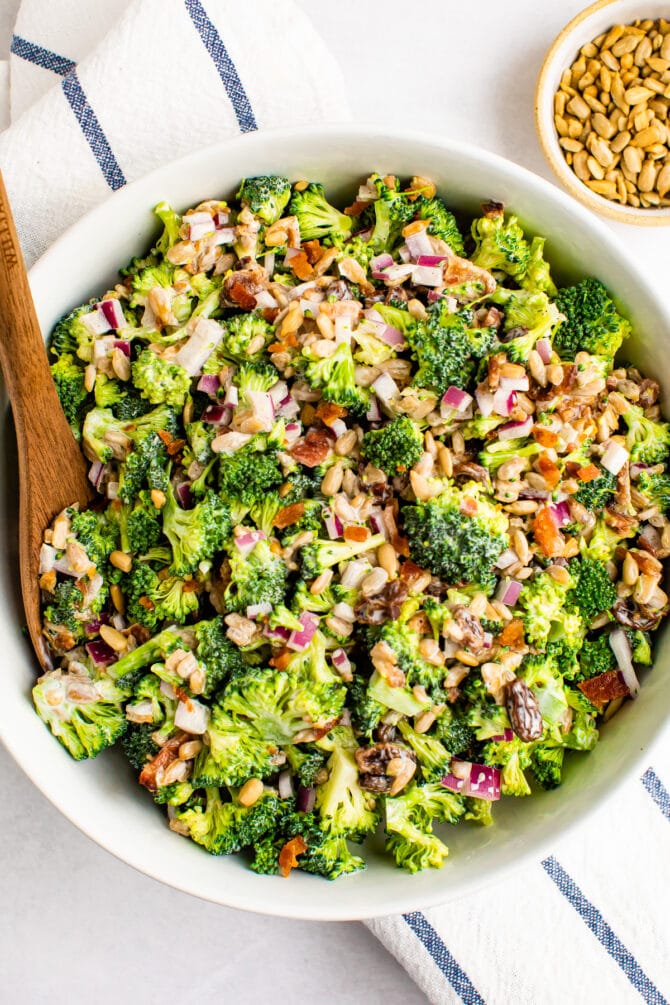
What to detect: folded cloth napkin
<box><xmin>0</xmin><ymin>0</ymin><xmax>349</xmax><ymax>266</ymax></box>
<box><xmin>3</xmin><ymin>6</ymin><xmax>670</xmax><ymax>1004</ymax></box>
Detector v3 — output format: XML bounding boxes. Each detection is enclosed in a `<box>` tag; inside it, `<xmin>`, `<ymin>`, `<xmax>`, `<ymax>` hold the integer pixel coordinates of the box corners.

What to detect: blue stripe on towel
<box><xmin>641</xmin><ymin>768</ymin><xmax>670</xmax><ymax>822</ymax></box>
<box><xmin>184</xmin><ymin>0</ymin><xmax>257</xmax><ymax>132</ymax></box>
<box><xmin>60</xmin><ymin>71</ymin><xmax>126</xmax><ymax>191</ymax></box>
<box><xmin>542</xmin><ymin>857</ymin><xmax>667</xmax><ymax>1005</ymax></box>
<box><xmin>10</xmin><ymin>34</ymin><xmax>76</xmax><ymax>76</ymax></box>
<box><xmin>403</xmin><ymin>911</ymin><xmax>485</xmax><ymax>1005</ymax></box>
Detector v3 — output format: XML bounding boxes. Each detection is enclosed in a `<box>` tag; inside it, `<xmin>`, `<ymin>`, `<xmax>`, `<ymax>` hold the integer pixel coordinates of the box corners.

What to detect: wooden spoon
<box><xmin>0</xmin><ymin>170</ymin><xmax>94</xmax><ymax>670</ymax></box>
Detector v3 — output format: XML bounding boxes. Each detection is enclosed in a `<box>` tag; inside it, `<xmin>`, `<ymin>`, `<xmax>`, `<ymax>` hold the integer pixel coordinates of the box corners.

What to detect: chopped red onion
<box><xmin>475</xmin><ymin>389</ymin><xmax>495</xmax><ymax>418</ymax></box>
<box><xmin>297</xmin><ymin>785</ymin><xmax>317</xmax><ymax>813</ymax></box>
<box><xmin>550</xmin><ymin>500</ymin><xmax>571</xmax><ymax>528</ymax></box>
<box><xmin>175</xmin><ymin>482</ymin><xmax>194</xmax><ymax>509</ymax></box>
<box><xmin>278</xmin><ymin>396</ymin><xmax>300</xmax><ymax>420</ymax></box>
<box><xmin>85</xmin><ymin>640</ymin><xmax>117</xmax><ymax>666</ymax></box>
<box><xmin>370</xmin><ymin>253</ymin><xmax>393</xmax><ymax>278</ymax></box>
<box><xmin>369</xmin><ymin>511</ymin><xmax>388</xmax><ymax>539</ymax></box>
<box><xmin>234</xmin><ymin>530</ymin><xmax>266</xmax><ymax>557</ymax></box>
<box><xmin>173</xmin><ymin>317</ymin><xmax>224</xmax><ymax>377</ymax></box>
<box><xmin>263</xmin><ymin>251</ymin><xmax>275</xmax><ymax>275</ymax></box>
<box><xmin>366</xmin><ymin>397</ymin><xmax>382</xmax><ymax>422</ymax></box>
<box><xmin>377</xmin><ymin>325</ymin><xmax>406</xmax><ymax>348</ymax></box>
<box><xmin>381</xmin><ymin>263</ymin><xmax>415</xmax><ymax>283</ymax></box>
<box><xmin>246</xmin><ymin>602</ymin><xmax>273</xmax><ymax>620</ymax></box>
<box><xmin>398</xmin><ymin>244</ymin><xmax>411</xmax><ymax>263</ymax></box>
<box><xmin>88</xmin><ymin>460</ymin><xmax>107</xmax><ymax>489</ymax></box>
<box><xmin>254</xmin><ymin>289</ymin><xmax>278</xmax><ymax>310</ymax></box>
<box><xmin>284</xmin><ymin>421</ymin><xmax>302</xmax><ymax>445</ymax></box>
<box><xmin>287</xmin><ymin>612</ymin><xmax>320</xmax><ymax>652</ymax></box>
<box><xmin>197</xmin><ymin>373</ymin><xmax>221</xmax><ymax>397</ymax></box>
<box><xmin>536</xmin><ymin>338</ymin><xmax>552</xmax><ymax>364</ymax></box>
<box><xmin>214</xmin><ymin>211</ymin><xmax>229</xmax><ymax>228</ymax></box>
<box><xmin>442</xmin><ymin>386</ymin><xmax>473</xmax><ymax>413</ymax></box>
<box><xmin>493</xmin><ymin>387</ymin><xmax>517</xmax><ymax>417</ymax></box>
<box><xmin>601</xmin><ymin>440</ymin><xmax>629</xmax><ymax>475</ymax></box>
<box><xmin>324</xmin><ymin>508</ymin><xmax>344</xmax><ymax>540</ymax></box>
<box><xmin>609</xmin><ymin>628</ymin><xmax>639</xmax><ymax>697</ymax></box>
<box><xmin>223</xmin><ymin>384</ymin><xmax>238</xmax><ymax>409</ymax></box>
<box><xmin>330</xmin><ymin>418</ymin><xmax>348</xmax><ymax>439</ymax></box>
<box><xmin>411</xmin><ymin>265</ymin><xmax>444</xmax><ymax>287</ymax></box>
<box><xmin>405</xmin><ymin>228</ymin><xmax>434</xmax><ymax>260</ymax></box>
<box><xmin>495</xmin><ymin>578</ymin><xmax>522</xmax><ymax>606</ymax></box>
<box><xmin>264</xmin><ymin>624</ymin><xmax>291</xmax><ymax>642</ymax></box>
<box><xmin>416</xmin><ymin>254</ymin><xmax>449</xmax><ymax>267</ymax></box>
<box><xmin>268</xmin><ymin>381</ymin><xmax>289</xmax><ymax>407</ymax></box>
<box><xmin>499</xmin><ymin>374</ymin><xmax>529</xmax><ymax>393</ymax></box>
<box><xmin>211</xmin><ymin>228</ymin><xmax>236</xmax><ymax>246</ymax></box>
<box><xmin>82</xmin><ymin>307</ymin><xmax>112</xmax><ymax>336</ymax></box>
<box><xmin>371</xmin><ymin>372</ymin><xmax>399</xmax><ymax>406</ymax></box>
<box><xmin>363</xmin><ymin>307</ymin><xmax>385</xmax><ymax>324</ymax></box>
<box><xmin>175</xmin><ymin>697</ymin><xmax>210</xmax><ymax>734</ymax></box>
<box><xmin>483</xmin><ymin>632</ymin><xmax>493</xmax><ymax>649</ymax></box>
<box><xmin>202</xmin><ymin>404</ymin><xmax>230</xmax><ymax>425</ymax></box>
<box><xmin>340</xmin><ymin>559</ymin><xmax>370</xmax><ymax>589</ymax></box>
<box><xmin>185</xmin><ymin>212</ymin><xmax>215</xmax><ymax>242</ymax></box>
<box><xmin>332</xmin><ymin>648</ymin><xmax>352</xmax><ymax>678</ymax></box>
<box><xmin>495</xmin><ymin>548</ymin><xmax>518</xmax><ymax>570</ymax></box>
<box><xmin>278</xmin><ymin>770</ymin><xmax>294</xmax><ymax>799</ymax></box>
<box><xmin>442</xmin><ymin>759</ymin><xmax>501</xmax><ymax>800</ymax></box>
<box><xmin>498</xmin><ymin>416</ymin><xmax>533</xmax><ymax>440</ymax></box>
<box><xmin>490</xmin><ymin>728</ymin><xmax>514</xmax><ymax>742</ymax></box>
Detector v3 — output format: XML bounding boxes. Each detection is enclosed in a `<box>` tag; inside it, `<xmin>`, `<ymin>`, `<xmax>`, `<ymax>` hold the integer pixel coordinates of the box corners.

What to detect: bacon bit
<box><xmin>400</xmin><ymin>560</ymin><xmax>424</xmax><ymax>582</ymax></box>
<box><xmin>393</xmin><ymin>534</ymin><xmax>410</xmax><ymax>557</ymax></box>
<box><xmin>289</xmin><ymin>251</ymin><xmax>313</xmax><ymax>281</ymax></box>
<box><xmin>497</xmin><ymin>619</ymin><xmax>525</xmax><ymax>647</ymax></box>
<box><xmin>558</xmin><ymin>364</ymin><xmax>578</xmax><ymax>393</ymax></box>
<box><xmin>459</xmin><ymin>496</ymin><xmax>479</xmax><ymax>517</ymax></box>
<box><xmin>138</xmin><ymin>596</ymin><xmax>155</xmax><ymax>610</ymax></box>
<box><xmin>139</xmin><ymin>733</ymin><xmax>185</xmax><ymax>791</ymax></box>
<box><xmin>577</xmin><ymin>463</ymin><xmax>600</xmax><ymax>483</ymax></box>
<box><xmin>228</xmin><ymin>280</ymin><xmax>257</xmax><ymax>310</ymax></box>
<box><xmin>167</xmin><ymin>438</ymin><xmax>186</xmax><ymax>456</ymax></box>
<box><xmin>578</xmin><ymin>671</ymin><xmax>629</xmax><ymax>709</ymax></box>
<box><xmin>290</xmin><ymin>429</ymin><xmax>332</xmax><ymax>468</ymax></box>
<box><xmin>156</xmin><ymin>429</ymin><xmax>175</xmax><ymax>447</ymax></box>
<box><xmin>278</xmin><ymin>835</ymin><xmax>308</xmax><ymax>877</ymax></box>
<box><xmin>532</xmin><ymin>426</ymin><xmax>559</xmax><ymax>448</ymax></box>
<box><xmin>344</xmin><ymin>525</ymin><xmax>370</xmax><ymax>543</ymax></box>
<box><xmin>273</xmin><ymin>502</ymin><xmax>305</xmax><ymax>529</ymax></box>
<box><xmin>261</xmin><ymin>307</ymin><xmax>280</xmax><ymax>324</ymax></box>
<box><xmin>343</xmin><ymin>200</ymin><xmax>368</xmax><ymax>217</ymax></box>
<box><xmin>533</xmin><ymin>506</ymin><xmax>565</xmax><ymax>558</ymax></box>
<box><xmin>402</xmin><ymin>219</ymin><xmax>430</xmax><ymax>237</ymax></box>
<box><xmin>269</xmin><ymin>649</ymin><xmax>292</xmax><ymax>671</ymax></box>
<box><xmin>315</xmin><ymin>401</ymin><xmax>347</xmax><ymax>426</ymax></box>
<box><xmin>537</xmin><ymin>453</ymin><xmax>561</xmax><ymax>490</ymax></box>
<box><xmin>182</xmin><ymin>579</ymin><xmax>201</xmax><ymax>593</ymax></box>
<box><xmin>302</xmin><ymin>240</ymin><xmax>323</xmax><ymax>264</ymax></box>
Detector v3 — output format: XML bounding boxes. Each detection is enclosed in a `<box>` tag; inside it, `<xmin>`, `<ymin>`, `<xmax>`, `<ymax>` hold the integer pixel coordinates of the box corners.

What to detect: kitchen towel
<box><xmin>3</xmin><ymin>5</ymin><xmax>670</xmax><ymax>1004</ymax></box>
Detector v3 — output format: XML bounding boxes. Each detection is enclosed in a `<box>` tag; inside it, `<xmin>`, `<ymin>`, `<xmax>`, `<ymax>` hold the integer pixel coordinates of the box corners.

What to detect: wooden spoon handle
<box><xmin>0</xmin><ymin>169</ymin><xmax>94</xmax><ymax>668</ymax></box>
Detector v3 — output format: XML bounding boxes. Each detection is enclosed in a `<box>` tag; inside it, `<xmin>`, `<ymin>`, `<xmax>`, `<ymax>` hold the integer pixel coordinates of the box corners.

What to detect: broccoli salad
<box><xmin>35</xmin><ymin>172</ymin><xmax>670</xmax><ymax>879</ymax></box>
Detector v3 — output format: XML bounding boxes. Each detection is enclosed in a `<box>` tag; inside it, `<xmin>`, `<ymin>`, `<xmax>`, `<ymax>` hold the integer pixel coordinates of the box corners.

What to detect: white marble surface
<box><xmin>1</xmin><ymin>1</ymin><xmax>668</xmax><ymax>1002</ymax></box>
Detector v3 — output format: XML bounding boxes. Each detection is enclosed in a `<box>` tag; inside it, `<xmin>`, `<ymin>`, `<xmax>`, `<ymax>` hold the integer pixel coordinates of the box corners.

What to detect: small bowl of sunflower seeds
<box><xmin>535</xmin><ymin>0</ymin><xmax>670</xmax><ymax>224</ymax></box>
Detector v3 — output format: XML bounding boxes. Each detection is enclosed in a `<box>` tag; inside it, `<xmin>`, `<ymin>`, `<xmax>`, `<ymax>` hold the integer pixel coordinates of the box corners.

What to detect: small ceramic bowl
<box><xmin>535</xmin><ymin>0</ymin><xmax>670</xmax><ymax>225</ymax></box>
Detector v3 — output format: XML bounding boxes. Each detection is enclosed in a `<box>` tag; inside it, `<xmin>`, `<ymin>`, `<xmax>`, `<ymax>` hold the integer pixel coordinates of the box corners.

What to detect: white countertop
<box><xmin>1</xmin><ymin>1</ymin><xmax>667</xmax><ymax>1002</ymax></box>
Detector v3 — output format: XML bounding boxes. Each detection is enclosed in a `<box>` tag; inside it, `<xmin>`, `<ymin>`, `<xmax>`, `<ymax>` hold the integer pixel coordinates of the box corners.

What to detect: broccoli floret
<box><xmin>348</xmin><ymin>674</ymin><xmax>386</xmax><ymax>737</ymax></box>
<box><xmin>128</xmin><ymin>260</ymin><xmax>176</xmax><ymax>309</ymax></box>
<box><xmin>316</xmin><ymin>728</ymin><xmax>378</xmax><ymax>837</ymax></box>
<box><xmin>218</xmin><ymin>313</ymin><xmax>274</xmax><ymax>364</ymax></box>
<box><xmin>521</xmin><ymin>652</ymin><xmax>568</xmax><ymax>728</ymax></box>
<box><xmin>518</xmin><ymin>569</ymin><xmax>573</xmax><ymax>647</ymax></box>
<box><xmin>118</xmin><ymin>432</ymin><xmax>171</xmax><ymax>504</ymax></box>
<box><xmin>464</xmin><ymin>796</ymin><xmax>495</xmax><ymax>826</ymax></box>
<box><xmin>286</xmin><ymin>745</ymin><xmax>329</xmax><ymax>788</ymax></box>
<box><xmin>81</xmin><ymin>403</ymin><xmax>177</xmax><ymax>465</ymax></box>
<box><xmin>235</xmin><ymin>360</ymin><xmax>279</xmax><ymax>401</ymax></box>
<box><xmin>302</xmin><ymin>341</ymin><xmax>369</xmax><ymax>415</ymax></box>
<box><xmin>582</xmin><ymin>515</ymin><xmax>636</xmax><ymax>562</ymax></box>
<box><xmin>417</xmin><ymin>196</ymin><xmax>465</xmax><ymax>256</ymax></box>
<box><xmin>470</xmin><ymin>204</ymin><xmax>530</xmax><ymax>280</ymax></box>
<box><xmin>622</xmin><ymin>403</ymin><xmax>670</xmax><ymax>465</ymax></box>
<box><xmin>407</xmin><ymin>305</ymin><xmax>479</xmax><ymax>396</ymax></box>
<box><xmin>573</xmin><ymin>467</ymin><xmax>617</xmax><ymax>510</ymax></box>
<box><xmin>285</xmin><ymin>814</ymin><xmax>365</xmax><ymax>880</ymax></box>
<box><xmin>403</xmin><ymin>485</ymin><xmax>508</xmax><ymax>592</ymax></box>
<box><xmin>628</xmin><ymin>629</ymin><xmax>652</xmax><ymax>665</ymax></box>
<box><xmin>553</xmin><ymin>278</ymin><xmax>631</xmax><ymax>363</ymax></box>
<box><xmin>385</xmin><ymin>782</ymin><xmax>462</xmax><ymax>873</ymax></box>
<box><xmin>124</xmin><ymin>495</ymin><xmax>164</xmax><ymax>554</ymax></box>
<box><xmin>237</xmin><ymin>175</ymin><xmax>291</xmax><ymax>225</ymax></box>
<box><xmin>483</xmin><ymin>736</ymin><xmax>532</xmax><ymax>797</ymax></box>
<box><xmin>176</xmin><ymin>785</ymin><xmax>282</xmax><ymax>855</ymax></box>
<box><xmin>162</xmin><ymin>488</ymin><xmax>231</xmax><ymax>575</ymax></box>
<box><xmin>49</xmin><ymin>304</ymin><xmax>96</xmax><ymax>362</ymax></box>
<box><xmin>367</xmin><ymin>174</ymin><xmax>415</xmax><ymax>253</ymax></box>
<box><xmin>107</xmin><ymin>625</ymin><xmax>185</xmax><ymax>683</ymax></box>
<box><xmin>224</xmin><ymin>536</ymin><xmax>287</xmax><ymax>613</ymax></box>
<box><xmin>519</xmin><ymin>236</ymin><xmax>558</xmax><ymax>296</ymax></box>
<box><xmin>290</xmin><ymin>182</ymin><xmax>354</xmax><ymax>241</ymax></box>
<box><xmin>153</xmin><ymin>201</ymin><xmax>182</xmax><ymax>256</ymax></box>
<box><xmin>397</xmin><ymin>720</ymin><xmax>452</xmax><ymax>783</ymax></box>
<box><xmin>436</xmin><ymin>714</ymin><xmax>476</xmax><ymax>756</ymax></box>
<box><xmin>218</xmin><ymin>444</ymin><xmax>284</xmax><ymax>507</ymax></box>
<box><xmin>122</xmin><ymin>722</ymin><xmax>159</xmax><ymax>770</ymax></box>
<box><xmin>377</xmin><ymin>621</ymin><xmax>445</xmax><ymax>693</ymax></box>
<box><xmin>125</xmin><ymin>565</ymin><xmax>201</xmax><ymax>629</ymax></box>
<box><xmin>493</xmin><ymin>289</ymin><xmax>562</xmax><ymax>364</ymax></box>
<box><xmin>69</xmin><ymin>507</ymin><xmax>119</xmax><ymax>573</ymax></box>
<box><xmin>194</xmin><ymin>616</ymin><xmax>246</xmax><ymax>697</ymax></box>
<box><xmin>578</xmin><ymin>634</ymin><xmax>615</xmax><ymax>679</ymax></box>
<box><xmin>373</xmin><ymin>303</ymin><xmax>419</xmax><ymax>338</ymax></box>
<box><xmin>636</xmin><ymin>469</ymin><xmax>670</xmax><ymax>514</ymax></box>
<box><xmin>530</xmin><ymin>744</ymin><xmax>564</xmax><ymax>790</ymax></box>
<box><xmin>33</xmin><ymin>667</ymin><xmax>128</xmax><ymax>760</ymax></box>
<box><xmin>568</xmin><ymin>558</ymin><xmax>617</xmax><ymax>623</ymax></box>
<box><xmin>478</xmin><ymin>440</ymin><xmax>542</xmax><ymax>473</ymax></box>
<box><xmin>299</xmin><ymin>534</ymin><xmax>385</xmax><ymax>580</ymax></box>
<box><xmin>360</xmin><ymin>415</ymin><xmax>423</xmax><ymax>477</ymax></box>
<box><xmin>94</xmin><ymin>375</ymin><xmax>154</xmax><ymax>420</ymax></box>
<box><xmin>41</xmin><ymin>579</ymin><xmax>88</xmax><ymax>646</ymax></box>
<box><xmin>50</xmin><ymin>354</ymin><xmax>88</xmax><ymax>435</ymax></box>
<box><xmin>132</xmin><ymin>349</ymin><xmax>191</xmax><ymax>408</ymax></box>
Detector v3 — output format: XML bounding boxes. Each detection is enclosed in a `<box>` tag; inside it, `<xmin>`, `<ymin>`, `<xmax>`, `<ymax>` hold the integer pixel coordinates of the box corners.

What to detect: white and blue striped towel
<box><xmin>2</xmin><ymin>4</ymin><xmax>670</xmax><ymax>1002</ymax></box>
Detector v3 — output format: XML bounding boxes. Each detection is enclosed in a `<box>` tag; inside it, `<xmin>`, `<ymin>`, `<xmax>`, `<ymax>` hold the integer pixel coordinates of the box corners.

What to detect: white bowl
<box><xmin>535</xmin><ymin>0</ymin><xmax>670</xmax><ymax>225</ymax></box>
<box><xmin>2</xmin><ymin>125</ymin><xmax>670</xmax><ymax>920</ymax></box>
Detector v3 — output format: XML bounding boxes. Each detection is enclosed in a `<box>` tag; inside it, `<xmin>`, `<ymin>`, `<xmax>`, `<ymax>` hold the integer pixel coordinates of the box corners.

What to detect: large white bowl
<box><xmin>2</xmin><ymin>125</ymin><xmax>669</xmax><ymax>920</ymax></box>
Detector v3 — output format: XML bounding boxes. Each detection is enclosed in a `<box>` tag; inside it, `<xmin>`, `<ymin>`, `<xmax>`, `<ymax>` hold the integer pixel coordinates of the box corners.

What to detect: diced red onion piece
<box><xmin>175</xmin><ymin>482</ymin><xmax>194</xmax><ymax>509</ymax></box>
<box><xmin>88</xmin><ymin>460</ymin><xmax>106</xmax><ymax>488</ymax></box>
<box><xmin>371</xmin><ymin>372</ymin><xmax>399</xmax><ymax>406</ymax></box>
<box><xmin>495</xmin><ymin>578</ymin><xmax>522</xmax><ymax>606</ymax></box>
<box><xmin>475</xmin><ymin>389</ymin><xmax>495</xmax><ymax>418</ymax></box>
<box><xmin>363</xmin><ymin>308</ymin><xmax>385</xmax><ymax>325</ymax></box>
<box><xmin>443</xmin><ymin>759</ymin><xmax>501</xmax><ymax>800</ymax></box>
<box><xmin>278</xmin><ymin>396</ymin><xmax>300</xmax><ymax>420</ymax></box>
<box><xmin>82</xmin><ymin>308</ymin><xmax>112</xmax><ymax>336</ymax></box>
<box><xmin>214</xmin><ymin>211</ymin><xmax>229</xmax><ymax>228</ymax></box>
<box><xmin>340</xmin><ymin>559</ymin><xmax>370</xmax><ymax>589</ymax></box>
<box><xmin>246</xmin><ymin>602</ymin><xmax>273</xmax><ymax>620</ymax></box>
<box><xmin>380</xmin><ymin>263</ymin><xmax>415</xmax><ymax>283</ymax></box>
<box><xmin>499</xmin><ymin>374</ymin><xmax>529</xmax><ymax>393</ymax></box>
<box><xmin>498</xmin><ymin>416</ymin><xmax>533</xmax><ymax>440</ymax></box>
<box><xmin>601</xmin><ymin>440</ymin><xmax>629</xmax><ymax>476</ymax></box>
<box><xmin>201</xmin><ymin>404</ymin><xmax>227</xmax><ymax>425</ymax></box>
<box><xmin>483</xmin><ymin>632</ymin><xmax>493</xmax><ymax>649</ymax></box>
<box><xmin>330</xmin><ymin>418</ymin><xmax>348</xmax><ymax>439</ymax></box>
<box><xmin>223</xmin><ymin>384</ymin><xmax>238</xmax><ymax>409</ymax></box>
<box><xmin>297</xmin><ymin>785</ymin><xmax>317</xmax><ymax>813</ymax></box>
<box><xmin>184</xmin><ymin>211</ymin><xmax>213</xmax><ymax>226</ymax></box>
<box><xmin>175</xmin><ymin>697</ymin><xmax>210</xmax><ymax>735</ymax></box>
<box><xmin>332</xmin><ymin>602</ymin><xmax>355</xmax><ymax>622</ymax></box>
<box><xmin>416</xmin><ymin>254</ymin><xmax>449</xmax><ymax>266</ymax></box>
<box><xmin>493</xmin><ymin>387</ymin><xmax>516</xmax><ymax>417</ymax></box>
<box><xmin>369</xmin><ymin>511</ymin><xmax>388</xmax><ymax>539</ymax></box>
<box><xmin>268</xmin><ymin>381</ymin><xmax>289</xmax><ymax>406</ymax></box>
<box><xmin>284</xmin><ymin>422</ymin><xmax>302</xmax><ymax>445</ymax></box>
<box><xmin>254</xmin><ymin>289</ymin><xmax>278</xmax><ymax>309</ymax></box>
<box><xmin>397</xmin><ymin>244</ymin><xmax>411</xmax><ymax>263</ymax></box>
<box><xmin>264</xmin><ymin>624</ymin><xmax>291</xmax><ymax>641</ymax></box>
<box><xmin>536</xmin><ymin>338</ymin><xmax>552</xmax><ymax>364</ymax></box>
<box><xmin>489</xmin><ymin>728</ymin><xmax>514</xmax><ymax>742</ymax></box>
<box><xmin>370</xmin><ymin>253</ymin><xmax>393</xmax><ymax>278</ymax></box>
<box><xmin>411</xmin><ymin>265</ymin><xmax>444</xmax><ymax>287</ymax></box>
<box><xmin>609</xmin><ymin>628</ymin><xmax>639</xmax><ymax>697</ymax></box>
<box><xmin>495</xmin><ymin>548</ymin><xmax>517</xmax><ymax>570</ymax></box>
<box><xmin>85</xmin><ymin>640</ymin><xmax>117</xmax><ymax>666</ymax></box>
<box><xmin>263</xmin><ymin>251</ymin><xmax>275</xmax><ymax>275</ymax></box>
<box><xmin>377</xmin><ymin>325</ymin><xmax>406</xmax><ymax>348</ymax></box>
<box><xmin>442</xmin><ymin>386</ymin><xmax>473</xmax><ymax>413</ymax></box>
<box><xmin>550</xmin><ymin>500</ymin><xmax>571</xmax><ymax>528</ymax></box>
<box><xmin>197</xmin><ymin>373</ymin><xmax>221</xmax><ymax>397</ymax></box>
<box><xmin>211</xmin><ymin>228</ymin><xmax>236</xmax><ymax>246</ymax></box>
<box><xmin>405</xmin><ymin>228</ymin><xmax>434</xmax><ymax>260</ymax></box>
<box><xmin>278</xmin><ymin>770</ymin><xmax>294</xmax><ymax>799</ymax></box>
<box><xmin>441</xmin><ymin>772</ymin><xmax>466</xmax><ymax>793</ymax></box>
<box><xmin>324</xmin><ymin>508</ymin><xmax>344</xmax><ymax>540</ymax></box>
<box><xmin>174</xmin><ymin>317</ymin><xmax>224</xmax><ymax>377</ymax></box>
<box><xmin>366</xmin><ymin>397</ymin><xmax>382</xmax><ymax>423</ymax></box>
<box><xmin>287</xmin><ymin>612</ymin><xmax>320</xmax><ymax>652</ymax></box>
<box><xmin>234</xmin><ymin>530</ymin><xmax>266</xmax><ymax>557</ymax></box>
<box><xmin>332</xmin><ymin>648</ymin><xmax>352</xmax><ymax>677</ymax></box>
